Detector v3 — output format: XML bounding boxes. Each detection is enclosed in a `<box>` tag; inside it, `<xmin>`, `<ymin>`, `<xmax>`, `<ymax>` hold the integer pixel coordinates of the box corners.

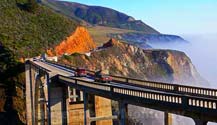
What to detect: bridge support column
<box><xmin>95</xmin><ymin>96</ymin><xmax>113</xmax><ymax>125</ymax></box>
<box><xmin>118</xmin><ymin>101</ymin><xmax>128</xmax><ymax>125</ymax></box>
<box><xmin>46</xmin><ymin>73</ymin><xmax>51</xmax><ymax>125</ymax></box>
<box><xmin>49</xmin><ymin>80</ymin><xmax>68</xmax><ymax>125</ymax></box>
<box><xmin>194</xmin><ymin>119</ymin><xmax>208</xmax><ymax>125</ymax></box>
<box><xmin>164</xmin><ymin>112</ymin><xmax>172</xmax><ymax>125</ymax></box>
<box><xmin>25</xmin><ymin>62</ymin><xmax>34</xmax><ymax>125</ymax></box>
<box><xmin>83</xmin><ymin>92</ymin><xmax>89</xmax><ymax>125</ymax></box>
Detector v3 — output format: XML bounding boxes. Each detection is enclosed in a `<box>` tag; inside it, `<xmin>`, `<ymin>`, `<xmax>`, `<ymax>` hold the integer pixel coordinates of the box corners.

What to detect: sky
<box><xmin>62</xmin><ymin>0</ymin><xmax>217</xmax><ymax>35</ymax></box>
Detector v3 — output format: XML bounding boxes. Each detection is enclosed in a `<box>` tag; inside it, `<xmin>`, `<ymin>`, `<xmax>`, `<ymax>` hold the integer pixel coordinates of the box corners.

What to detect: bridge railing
<box><xmin>58</xmin><ymin>75</ymin><xmax>217</xmax><ymax>113</ymax></box>
<box><xmin>45</xmin><ymin>61</ymin><xmax>217</xmax><ymax>99</ymax></box>
<box><xmin>59</xmin><ymin>75</ymin><xmax>183</xmax><ymax>105</ymax></box>
<box><xmin>111</xmin><ymin>75</ymin><xmax>217</xmax><ymax>98</ymax></box>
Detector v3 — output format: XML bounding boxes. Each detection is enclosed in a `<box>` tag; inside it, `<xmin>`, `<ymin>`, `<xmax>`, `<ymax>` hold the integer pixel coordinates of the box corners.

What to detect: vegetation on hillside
<box><xmin>0</xmin><ymin>0</ymin><xmax>78</xmax><ymax>124</ymax></box>
<box><xmin>26</xmin><ymin>0</ymin><xmax>38</xmax><ymax>12</ymax></box>
<box><xmin>0</xmin><ymin>0</ymin><xmax>77</xmax><ymax>58</ymax></box>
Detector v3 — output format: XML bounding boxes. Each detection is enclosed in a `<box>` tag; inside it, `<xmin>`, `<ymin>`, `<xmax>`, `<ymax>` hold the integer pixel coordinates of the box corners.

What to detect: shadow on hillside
<box><xmin>0</xmin><ymin>63</ymin><xmax>25</xmax><ymax>81</ymax></box>
<box><xmin>16</xmin><ymin>1</ymin><xmax>37</xmax><ymax>13</ymax></box>
<box><xmin>0</xmin><ymin>84</ymin><xmax>24</xmax><ymax>125</ymax></box>
<box><xmin>0</xmin><ymin>63</ymin><xmax>26</xmax><ymax>124</ymax></box>
<box><xmin>16</xmin><ymin>2</ymin><xmax>29</xmax><ymax>11</ymax></box>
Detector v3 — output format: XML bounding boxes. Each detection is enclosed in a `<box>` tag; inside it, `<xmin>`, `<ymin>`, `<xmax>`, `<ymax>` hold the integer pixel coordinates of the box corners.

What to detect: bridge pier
<box><xmin>83</xmin><ymin>92</ymin><xmax>89</xmax><ymax>125</ymax></box>
<box><xmin>194</xmin><ymin>119</ymin><xmax>208</xmax><ymax>125</ymax></box>
<box><xmin>95</xmin><ymin>96</ymin><xmax>113</xmax><ymax>125</ymax></box>
<box><xmin>46</xmin><ymin>73</ymin><xmax>51</xmax><ymax>125</ymax></box>
<box><xmin>118</xmin><ymin>101</ymin><xmax>128</xmax><ymax>125</ymax></box>
<box><xmin>25</xmin><ymin>62</ymin><xmax>34</xmax><ymax>125</ymax></box>
<box><xmin>67</xmin><ymin>87</ymin><xmax>88</xmax><ymax>125</ymax></box>
<box><xmin>49</xmin><ymin>80</ymin><xmax>68</xmax><ymax>125</ymax></box>
<box><xmin>164</xmin><ymin>112</ymin><xmax>172</xmax><ymax>125</ymax></box>
<box><xmin>36</xmin><ymin>76</ymin><xmax>46</xmax><ymax>125</ymax></box>
<box><xmin>26</xmin><ymin>61</ymin><xmax>51</xmax><ymax>125</ymax></box>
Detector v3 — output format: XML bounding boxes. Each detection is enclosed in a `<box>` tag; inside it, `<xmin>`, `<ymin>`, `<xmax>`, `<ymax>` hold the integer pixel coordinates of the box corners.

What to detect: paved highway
<box><xmin>32</xmin><ymin>60</ymin><xmax>181</xmax><ymax>95</ymax></box>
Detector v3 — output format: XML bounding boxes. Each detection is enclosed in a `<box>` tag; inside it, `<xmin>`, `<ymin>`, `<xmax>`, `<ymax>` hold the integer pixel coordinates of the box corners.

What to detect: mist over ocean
<box><xmin>149</xmin><ymin>34</ymin><xmax>217</xmax><ymax>88</ymax></box>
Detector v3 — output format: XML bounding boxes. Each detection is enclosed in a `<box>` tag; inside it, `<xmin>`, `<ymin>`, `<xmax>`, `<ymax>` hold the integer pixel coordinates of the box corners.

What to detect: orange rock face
<box><xmin>47</xmin><ymin>49</ymin><xmax>54</xmax><ymax>57</ymax></box>
<box><xmin>55</xmin><ymin>27</ymin><xmax>96</xmax><ymax>56</ymax></box>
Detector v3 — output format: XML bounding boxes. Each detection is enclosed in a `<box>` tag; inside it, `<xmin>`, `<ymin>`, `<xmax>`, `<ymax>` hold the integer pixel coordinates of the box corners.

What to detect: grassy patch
<box><xmin>87</xmin><ymin>26</ymin><xmax>137</xmax><ymax>45</ymax></box>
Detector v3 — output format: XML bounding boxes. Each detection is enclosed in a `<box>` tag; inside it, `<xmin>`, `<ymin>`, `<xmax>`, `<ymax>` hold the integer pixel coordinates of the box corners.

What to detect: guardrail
<box><xmin>45</xmin><ymin>61</ymin><xmax>217</xmax><ymax>99</ymax></box>
<box><xmin>111</xmin><ymin>75</ymin><xmax>217</xmax><ymax>98</ymax></box>
<box><xmin>58</xmin><ymin>75</ymin><xmax>217</xmax><ymax>112</ymax></box>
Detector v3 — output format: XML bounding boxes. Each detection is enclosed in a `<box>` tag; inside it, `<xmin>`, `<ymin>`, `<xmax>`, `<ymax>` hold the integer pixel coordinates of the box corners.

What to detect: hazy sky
<box><xmin>61</xmin><ymin>0</ymin><xmax>217</xmax><ymax>35</ymax></box>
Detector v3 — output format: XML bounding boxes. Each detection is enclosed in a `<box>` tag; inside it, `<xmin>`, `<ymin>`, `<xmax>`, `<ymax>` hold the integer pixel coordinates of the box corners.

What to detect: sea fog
<box><xmin>148</xmin><ymin>34</ymin><xmax>217</xmax><ymax>125</ymax></box>
<box><xmin>148</xmin><ymin>34</ymin><xmax>217</xmax><ymax>88</ymax></box>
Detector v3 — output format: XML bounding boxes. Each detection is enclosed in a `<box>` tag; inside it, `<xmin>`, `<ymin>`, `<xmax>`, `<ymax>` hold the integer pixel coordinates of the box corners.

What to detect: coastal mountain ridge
<box><xmin>40</xmin><ymin>0</ymin><xmax>160</xmax><ymax>34</ymax></box>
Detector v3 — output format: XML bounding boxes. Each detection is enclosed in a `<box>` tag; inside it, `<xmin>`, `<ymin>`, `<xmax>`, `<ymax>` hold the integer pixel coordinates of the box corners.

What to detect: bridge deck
<box><xmin>29</xmin><ymin>60</ymin><xmax>217</xmax><ymax>123</ymax></box>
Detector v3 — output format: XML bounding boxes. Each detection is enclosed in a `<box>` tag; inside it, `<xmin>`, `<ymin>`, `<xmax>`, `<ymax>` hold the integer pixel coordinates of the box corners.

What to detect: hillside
<box><xmin>41</xmin><ymin>0</ymin><xmax>159</xmax><ymax>33</ymax></box>
<box><xmin>87</xmin><ymin>26</ymin><xmax>137</xmax><ymax>45</ymax></box>
<box><xmin>0</xmin><ymin>0</ymin><xmax>77</xmax><ymax>124</ymax></box>
<box><xmin>0</xmin><ymin>0</ymin><xmax>77</xmax><ymax>59</ymax></box>
<box><xmin>59</xmin><ymin>38</ymin><xmax>206</xmax><ymax>86</ymax></box>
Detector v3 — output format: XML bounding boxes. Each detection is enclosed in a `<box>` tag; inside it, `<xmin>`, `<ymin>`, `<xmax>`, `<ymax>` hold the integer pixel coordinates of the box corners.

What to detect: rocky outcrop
<box><xmin>54</xmin><ymin>27</ymin><xmax>96</xmax><ymax>56</ymax></box>
<box><xmin>59</xmin><ymin>39</ymin><xmax>206</xmax><ymax>86</ymax></box>
<box><xmin>102</xmin><ymin>38</ymin><xmax>118</xmax><ymax>48</ymax></box>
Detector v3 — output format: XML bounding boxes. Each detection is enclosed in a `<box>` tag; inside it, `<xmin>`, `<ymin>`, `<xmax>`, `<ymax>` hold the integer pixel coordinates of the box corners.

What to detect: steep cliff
<box><xmin>59</xmin><ymin>39</ymin><xmax>206</xmax><ymax>86</ymax></box>
<box><xmin>54</xmin><ymin>27</ymin><xmax>96</xmax><ymax>56</ymax></box>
